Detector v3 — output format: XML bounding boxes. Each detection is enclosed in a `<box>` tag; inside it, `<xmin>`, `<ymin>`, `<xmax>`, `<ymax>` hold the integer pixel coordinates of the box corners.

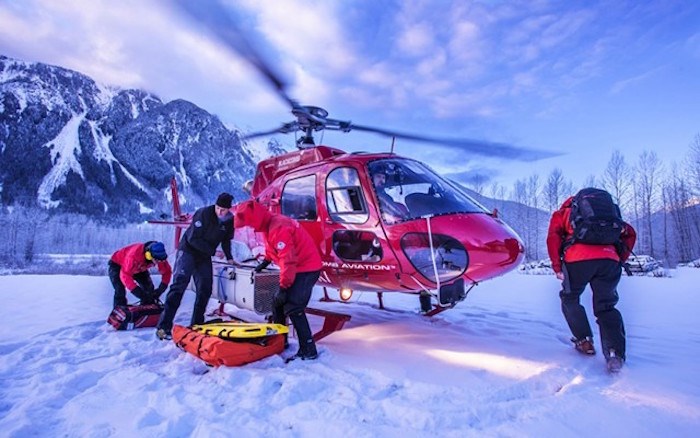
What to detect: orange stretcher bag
<box><xmin>172</xmin><ymin>324</ymin><xmax>285</xmax><ymax>367</ymax></box>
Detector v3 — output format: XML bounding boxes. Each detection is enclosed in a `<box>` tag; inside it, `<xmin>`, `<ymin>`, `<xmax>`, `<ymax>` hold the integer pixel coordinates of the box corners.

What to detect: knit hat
<box><xmin>146</xmin><ymin>241</ymin><xmax>168</xmax><ymax>261</ymax></box>
<box><xmin>216</xmin><ymin>192</ymin><xmax>233</xmax><ymax>209</ymax></box>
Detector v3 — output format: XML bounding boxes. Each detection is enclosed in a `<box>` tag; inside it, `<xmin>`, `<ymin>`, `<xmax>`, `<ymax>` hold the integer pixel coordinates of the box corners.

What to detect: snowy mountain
<box><xmin>0</xmin><ymin>55</ymin><xmax>259</xmax><ymax>221</ymax></box>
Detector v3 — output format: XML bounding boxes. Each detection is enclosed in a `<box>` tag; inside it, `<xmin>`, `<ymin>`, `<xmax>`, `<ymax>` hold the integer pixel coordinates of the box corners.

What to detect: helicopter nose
<box><xmin>459</xmin><ymin>218</ymin><xmax>525</xmax><ymax>282</ymax></box>
<box><xmin>397</xmin><ymin>214</ymin><xmax>524</xmax><ymax>284</ymax></box>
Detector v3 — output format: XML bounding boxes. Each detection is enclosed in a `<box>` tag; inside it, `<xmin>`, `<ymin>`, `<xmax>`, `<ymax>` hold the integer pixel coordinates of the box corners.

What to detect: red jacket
<box><xmin>546</xmin><ymin>197</ymin><xmax>636</xmax><ymax>274</ymax></box>
<box><xmin>235</xmin><ymin>200</ymin><xmax>322</xmax><ymax>289</ymax></box>
<box><xmin>110</xmin><ymin>243</ymin><xmax>172</xmax><ymax>291</ymax></box>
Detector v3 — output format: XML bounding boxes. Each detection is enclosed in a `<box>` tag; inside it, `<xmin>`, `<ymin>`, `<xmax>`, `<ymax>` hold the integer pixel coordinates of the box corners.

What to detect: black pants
<box><xmin>560</xmin><ymin>259</ymin><xmax>625</xmax><ymax>359</ymax></box>
<box><xmin>108</xmin><ymin>261</ymin><xmax>155</xmax><ymax>307</ymax></box>
<box><xmin>272</xmin><ymin>270</ymin><xmax>321</xmax><ymax>357</ymax></box>
<box><xmin>157</xmin><ymin>250</ymin><xmax>213</xmax><ymax>332</ymax></box>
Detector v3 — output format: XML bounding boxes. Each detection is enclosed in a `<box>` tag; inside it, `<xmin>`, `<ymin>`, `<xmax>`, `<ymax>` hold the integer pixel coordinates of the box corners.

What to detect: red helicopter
<box><xmin>159</xmin><ymin>1</ymin><xmax>555</xmax><ymax>322</ymax></box>
<box><xmin>244</xmin><ymin>139</ymin><xmax>525</xmax><ymax>314</ymax></box>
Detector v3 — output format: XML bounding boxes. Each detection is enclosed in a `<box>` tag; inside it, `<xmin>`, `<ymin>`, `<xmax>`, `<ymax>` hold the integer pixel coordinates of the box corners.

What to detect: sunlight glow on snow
<box><xmin>602</xmin><ymin>388</ymin><xmax>700</xmax><ymax>419</ymax></box>
<box><xmin>425</xmin><ymin>349</ymin><xmax>553</xmax><ymax>380</ymax></box>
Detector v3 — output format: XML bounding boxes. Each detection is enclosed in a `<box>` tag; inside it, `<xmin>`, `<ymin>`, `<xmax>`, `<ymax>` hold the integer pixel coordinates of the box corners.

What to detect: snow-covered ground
<box><xmin>1</xmin><ymin>269</ymin><xmax>699</xmax><ymax>437</ymax></box>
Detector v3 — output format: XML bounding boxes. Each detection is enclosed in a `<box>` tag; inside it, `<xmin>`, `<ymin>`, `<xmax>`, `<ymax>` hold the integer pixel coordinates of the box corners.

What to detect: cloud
<box><xmin>397</xmin><ymin>22</ymin><xmax>434</xmax><ymax>57</ymax></box>
<box><xmin>235</xmin><ymin>0</ymin><xmax>357</xmax><ymax>74</ymax></box>
<box><xmin>610</xmin><ymin>67</ymin><xmax>663</xmax><ymax>94</ymax></box>
<box><xmin>686</xmin><ymin>32</ymin><xmax>700</xmax><ymax>58</ymax></box>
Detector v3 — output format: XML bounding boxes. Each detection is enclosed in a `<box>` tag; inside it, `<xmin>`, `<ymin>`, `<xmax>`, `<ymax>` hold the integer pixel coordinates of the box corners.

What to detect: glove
<box><xmin>131</xmin><ymin>286</ymin><xmax>147</xmax><ymax>300</ymax></box>
<box><xmin>254</xmin><ymin>259</ymin><xmax>271</xmax><ymax>273</ymax></box>
<box><xmin>154</xmin><ymin>282</ymin><xmax>168</xmax><ymax>297</ymax></box>
<box><xmin>131</xmin><ymin>286</ymin><xmax>155</xmax><ymax>304</ymax></box>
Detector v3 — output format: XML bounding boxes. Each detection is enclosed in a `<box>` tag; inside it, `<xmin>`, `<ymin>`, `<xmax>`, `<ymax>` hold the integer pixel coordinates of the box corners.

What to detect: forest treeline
<box><xmin>471</xmin><ymin>134</ymin><xmax>700</xmax><ymax>265</ymax></box>
<box><xmin>1</xmin><ymin>135</ymin><xmax>699</xmax><ymax>272</ymax></box>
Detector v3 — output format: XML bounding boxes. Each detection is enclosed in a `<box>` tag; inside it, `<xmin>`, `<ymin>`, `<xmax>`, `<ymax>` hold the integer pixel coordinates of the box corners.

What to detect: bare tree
<box><xmin>470</xmin><ymin>174</ymin><xmax>486</xmax><ymax>195</ymax></box>
<box><xmin>687</xmin><ymin>133</ymin><xmax>700</xmax><ymax>196</ymax></box>
<box><xmin>662</xmin><ymin>163</ymin><xmax>695</xmax><ymax>263</ymax></box>
<box><xmin>510</xmin><ymin>179</ymin><xmax>532</xmax><ymax>259</ymax></box>
<box><xmin>601</xmin><ymin>150</ymin><xmax>633</xmax><ymax>212</ymax></box>
<box><xmin>583</xmin><ymin>174</ymin><xmax>598</xmax><ymax>189</ymax></box>
<box><xmin>527</xmin><ymin>174</ymin><xmax>541</xmax><ymax>260</ymax></box>
<box><xmin>544</xmin><ymin>168</ymin><xmax>564</xmax><ymax>212</ymax></box>
<box><xmin>489</xmin><ymin>182</ymin><xmax>507</xmax><ymax>213</ymax></box>
<box><xmin>635</xmin><ymin>150</ymin><xmax>663</xmax><ymax>257</ymax></box>
<box><xmin>684</xmin><ymin>134</ymin><xmax>700</xmax><ymax>258</ymax></box>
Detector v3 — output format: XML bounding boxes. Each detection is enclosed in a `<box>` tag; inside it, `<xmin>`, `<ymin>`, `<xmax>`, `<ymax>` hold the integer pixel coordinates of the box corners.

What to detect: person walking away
<box><xmin>546</xmin><ymin>188</ymin><xmax>636</xmax><ymax>373</ymax></box>
<box><xmin>109</xmin><ymin>241</ymin><xmax>171</xmax><ymax>307</ymax></box>
<box><xmin>156</xmin><ymin>193</ymin><xmax>235</xmax><ymax>340</ymax></box>
<box><xmin>234</xmin><ymin>199</ymin><xmax>322</xmax><ymax>361</ymax></box>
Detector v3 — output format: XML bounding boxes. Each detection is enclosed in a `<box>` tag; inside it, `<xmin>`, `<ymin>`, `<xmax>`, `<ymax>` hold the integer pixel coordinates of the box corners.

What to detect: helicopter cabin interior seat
<box><xmin>404</xmin><ymin>193</ymin><xmax>437</xmax><ymax>217</ymax></box>
<box><xmin>332</xmin><ymin>231</ymin><xmax>381</xmax><ymax>262</ymax></box>
<box><xmin>377</xmin><ymin>193</ymin><xmax>409</xmax><ymax>223</ymax></box>
<box><xmin>282</xmin><ymin>194</ymin><xmax>318</xmax><ymax>221</ymax></box>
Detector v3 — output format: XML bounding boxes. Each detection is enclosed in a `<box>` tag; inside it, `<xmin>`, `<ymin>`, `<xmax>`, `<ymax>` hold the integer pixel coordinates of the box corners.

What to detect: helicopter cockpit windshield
<box><xmin>368</xmin><ymin>159</ymin><xmax>488</xmax><ymax>224</ymax></box>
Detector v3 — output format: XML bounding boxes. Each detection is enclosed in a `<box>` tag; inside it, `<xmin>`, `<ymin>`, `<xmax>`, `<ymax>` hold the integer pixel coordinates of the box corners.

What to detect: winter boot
<box><xmin>156</xmin><ymin>328</ymin><xmax>172</xmax><ymax>341</ymax></box>
<box><xmin>419</xmin><ymin>293</ymin><xmax>432</xmax><ymax>313</ymax></box>
<box><xmin>571</xmin><ymin>336</ymin><xmax>596</xmax><ymax>355</ymax></box>
<box><xmin>606</xmin><ymin>349</ymin><xmax>624</xmax><ymax>374</ymax></box>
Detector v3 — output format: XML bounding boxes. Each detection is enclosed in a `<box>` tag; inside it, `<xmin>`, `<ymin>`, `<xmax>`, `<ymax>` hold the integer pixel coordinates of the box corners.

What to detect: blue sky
<box><xmin>1</xmin><ymin>0</ymin><xmax>699</xmax><ymax>192</ymax></box>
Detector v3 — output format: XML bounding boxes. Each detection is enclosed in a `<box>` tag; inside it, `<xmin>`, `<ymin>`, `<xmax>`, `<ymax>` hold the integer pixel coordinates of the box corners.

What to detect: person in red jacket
<box><xmin>234</xmin><ymin>199</ymin><xmax>323</xmax><ymax>361</ymax></box>
<box><xmin>547</xmin><ymin>195</ymin><xmax>636</xmax><ymax>372</ymax></box>
<box><xmin>109</xmin><ymin>241</ymin><xmax>172</xmax><ymax>307</ymax></box>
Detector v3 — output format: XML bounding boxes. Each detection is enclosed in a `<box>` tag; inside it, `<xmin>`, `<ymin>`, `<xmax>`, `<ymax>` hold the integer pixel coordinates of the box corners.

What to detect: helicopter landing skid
<box><xmin>320</xmin><ymin>287</ymin><xmax>387</xmax><ymax>310</ymax></box>
<box><xmin>422</xmin><ymin>305</ymin><xmax>453</xmax><ymax>317</ymax></box>
<box><xmin>207</xmin><ymin>302</ymin><xmax>350</xmax><ymax>343</ymax></box>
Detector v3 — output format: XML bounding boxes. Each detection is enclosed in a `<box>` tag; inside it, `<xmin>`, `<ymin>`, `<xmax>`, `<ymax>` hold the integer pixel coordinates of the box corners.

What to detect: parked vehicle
<box><xmin>518</xmin><ymin>259</ymin><xmax>554</xmax><ymax>275</ymax></box>
<box><xmin>625</xmin><ymin>255</ymin><xmax>662</xmax><ymax>273</ymax></box>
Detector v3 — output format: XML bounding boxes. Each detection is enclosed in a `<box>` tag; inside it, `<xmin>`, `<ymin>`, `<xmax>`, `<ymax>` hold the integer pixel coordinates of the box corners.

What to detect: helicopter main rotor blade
<box><xmin>241</xmin><ymin>122</ymin><xmax>300</xmax><ymax>140</ymax></box>
<box><xmin>171</xmin><ymin>0</ymin><xmax>299</xmax><ymax>110</ymax></box>
<box><xmin>349</xmin><ymin>123</ymin><xmax>558</xmax><ymax>161</ymax></box>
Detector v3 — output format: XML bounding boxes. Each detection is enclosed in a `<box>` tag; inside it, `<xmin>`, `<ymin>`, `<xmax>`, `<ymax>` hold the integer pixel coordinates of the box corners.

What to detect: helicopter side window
<box><xmin>325</xmin><ymin>167</ymin><xmax>369</xmax><ymax>224</ymax></box>
<box><xmin>332</xmin><ymin>230</ymin><xmax>383</xmax><ymax>262</ymax></box>
<box><xmin>281</xmin><ymin>175</ymin><xmax>317</xmax><ymax>221</ymax></box>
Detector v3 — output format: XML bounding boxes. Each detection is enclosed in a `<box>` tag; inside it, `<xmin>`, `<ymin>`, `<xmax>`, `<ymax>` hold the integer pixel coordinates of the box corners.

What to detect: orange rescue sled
<box><xmin>172</xmin><ymin>324</ymin><xmax>285</xmax><ymax>367</ymax></box>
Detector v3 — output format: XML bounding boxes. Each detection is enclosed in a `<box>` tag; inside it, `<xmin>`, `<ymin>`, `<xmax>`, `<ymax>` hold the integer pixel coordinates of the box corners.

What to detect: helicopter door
<box><xmin>322</xmin><ymin>166</ymin><xmax>405</xmax><ymax>288</ymax></box>
<box><xmin>279</xmin><ymin>174</ymin><xmax>323</xmax><ymax>250</ymax></box>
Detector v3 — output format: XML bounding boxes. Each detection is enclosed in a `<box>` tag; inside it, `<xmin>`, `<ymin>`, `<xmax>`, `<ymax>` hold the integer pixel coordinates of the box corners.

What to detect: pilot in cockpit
<box><xmin>371</xmin><ymin>165</ymin><xmax>409</xmax><ymax>223</ymax></box>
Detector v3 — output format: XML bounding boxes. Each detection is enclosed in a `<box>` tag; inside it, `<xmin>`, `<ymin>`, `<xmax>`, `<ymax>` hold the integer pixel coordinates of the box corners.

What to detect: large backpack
<box><xmin>568</xmin><ymin>188</ymin><xmax>624</xmax><ymax>245</ymax></box>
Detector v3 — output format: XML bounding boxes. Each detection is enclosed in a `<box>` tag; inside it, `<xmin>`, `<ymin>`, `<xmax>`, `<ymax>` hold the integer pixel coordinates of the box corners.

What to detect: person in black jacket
<box><xmin>156</xmin><ymin>193</ymin><xmax>235</xmax><ymax>340</ymax></box>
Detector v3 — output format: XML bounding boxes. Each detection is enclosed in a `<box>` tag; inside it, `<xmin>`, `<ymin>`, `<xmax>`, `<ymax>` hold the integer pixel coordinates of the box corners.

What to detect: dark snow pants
<box><xmin>157</xmin><ymin>250</ymin><xmax>213</xmax><ymax>332</ymax></box>
<box><xmin>108</xmin><ymin>261</ymin><xmax>155</xmax><ymax>307</ymax></box>
<box><xmin>560</xmin><ymin>259</ymin><xmax>625</xmax><ymax>359</ymax></box>
<box><xmin>272</xmin><ymin>270</ymin><xmax>321</xmax><ymax>357</ymax></box>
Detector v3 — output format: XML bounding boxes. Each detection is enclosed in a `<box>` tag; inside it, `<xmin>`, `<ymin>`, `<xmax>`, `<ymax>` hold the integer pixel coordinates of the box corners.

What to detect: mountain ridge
<box><xmin>0</xmin><ymin>54</ymin><xmax>267</xmax><ymax>221</ymax></box>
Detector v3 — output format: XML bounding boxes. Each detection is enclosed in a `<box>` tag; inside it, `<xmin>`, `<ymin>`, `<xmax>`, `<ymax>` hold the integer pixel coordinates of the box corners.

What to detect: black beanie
<box><xmin>216</xmin><ymin>192</ymin><xmax>233</xmax><ymax>209</ymax></box>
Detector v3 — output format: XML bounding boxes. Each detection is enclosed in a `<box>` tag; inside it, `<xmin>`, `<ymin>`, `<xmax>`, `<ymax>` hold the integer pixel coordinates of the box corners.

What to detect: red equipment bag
<box><xmin>107</xmin><ymin>303</ymin><xmax>163</xmax><ymax>330</ymax></box>
<box><xmin>172</xmin><ymin>324</ymin><xmax>285</xmax><ymax>367</ymax></box>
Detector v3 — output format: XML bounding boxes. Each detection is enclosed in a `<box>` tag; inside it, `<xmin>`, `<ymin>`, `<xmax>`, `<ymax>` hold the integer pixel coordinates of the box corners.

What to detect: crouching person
<box><xmin>234</xmin><ymin>200</ymin><xmax>322</xmax><ymax>361</ymax></box>
<box><xmin>109</xmin><ymin>241</ymin><xmax>171</xmax><ymax>307</ymax></box>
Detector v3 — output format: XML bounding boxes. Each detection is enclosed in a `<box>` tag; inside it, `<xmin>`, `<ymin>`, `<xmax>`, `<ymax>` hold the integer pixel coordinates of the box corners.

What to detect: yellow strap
<box><xmin>191</xmin><ymin>322</ymin><xmax>289</xmax><ymax>338</ymax></box>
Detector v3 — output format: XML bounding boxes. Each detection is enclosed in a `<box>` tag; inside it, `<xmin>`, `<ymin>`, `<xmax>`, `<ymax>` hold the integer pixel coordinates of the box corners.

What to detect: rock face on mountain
<box><xmin>0</xmin><ymin>55</ymin><xmax>260</xmax><ymax>221</ymax></box>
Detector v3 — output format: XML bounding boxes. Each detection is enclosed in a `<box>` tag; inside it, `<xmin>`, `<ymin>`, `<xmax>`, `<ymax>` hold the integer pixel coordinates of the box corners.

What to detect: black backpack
<box><xmin>568</xmin><ymin>188</ymin><xmax>624</xmax><ymax>245</ymax></box>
